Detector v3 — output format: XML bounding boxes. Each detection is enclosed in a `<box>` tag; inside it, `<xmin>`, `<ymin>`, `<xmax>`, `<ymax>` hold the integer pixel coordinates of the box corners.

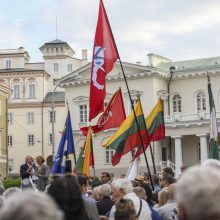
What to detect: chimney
<box><xmin>82</xmin><ymin>49</ymin><xmax>88</xmax><ymax>60</ymax></box>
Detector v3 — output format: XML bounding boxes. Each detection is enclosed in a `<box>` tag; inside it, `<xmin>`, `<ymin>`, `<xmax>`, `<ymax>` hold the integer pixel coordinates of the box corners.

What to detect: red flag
<box><xmin>89</xmin><ymin>0</ymin><xmax>119</xmax><ymax>121</ymax></box>
<box><xmin>81</xmin><ymin>88</ymin><xmax>126</xmax><ymax>136</ymax></box>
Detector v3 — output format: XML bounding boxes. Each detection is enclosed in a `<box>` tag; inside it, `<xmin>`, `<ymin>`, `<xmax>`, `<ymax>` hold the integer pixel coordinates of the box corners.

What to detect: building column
<box><xmin>197</xmin><ymin>134</ymin><xmax>208</xmax><ymax>163</ymax></box>
<box><xmin>172</xmin><ymin>135</ymin><xmax>183</xmax><ymax>178</ymax></box>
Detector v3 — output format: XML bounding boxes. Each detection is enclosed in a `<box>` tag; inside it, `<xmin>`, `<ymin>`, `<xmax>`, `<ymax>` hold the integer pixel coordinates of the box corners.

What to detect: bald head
<box><xmin>25</xmin><ymin>156</ymin><xmax>33</xmax><ymax>165</ymax></box>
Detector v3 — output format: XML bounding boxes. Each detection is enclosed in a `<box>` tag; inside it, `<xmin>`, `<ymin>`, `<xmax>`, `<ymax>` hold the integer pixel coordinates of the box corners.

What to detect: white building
<box><xmin>0</xmin><ymin>40</ymin><xmax>87</xmax><ymax>174</ymax></box>
<box><xmin>58</xmin><ymin>53</ymin><xmax>220</xmax><ymax>177</ymax></box>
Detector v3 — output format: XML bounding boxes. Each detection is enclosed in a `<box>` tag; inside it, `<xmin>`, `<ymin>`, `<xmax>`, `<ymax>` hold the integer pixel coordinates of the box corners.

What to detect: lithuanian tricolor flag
<box><xmin>146</xmin><ymin>98</ymin><xmax>165</xmax><ymax>141</ymax></box>
<box><xmin>103</xmin><ymin>100</ymin><xmax>150</xmax><ymax>166</ymax></box>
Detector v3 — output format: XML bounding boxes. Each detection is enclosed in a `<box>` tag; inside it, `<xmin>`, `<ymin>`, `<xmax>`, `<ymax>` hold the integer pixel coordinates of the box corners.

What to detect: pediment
<box><xmin>59</xmin><ymin>61</ymin><xmax>152</xmax><ymax>86</ymax></box>
<box><xmin>72</xmin><ymin>95</ymin><xmax>89</xmax><ymax>102</ymax></box>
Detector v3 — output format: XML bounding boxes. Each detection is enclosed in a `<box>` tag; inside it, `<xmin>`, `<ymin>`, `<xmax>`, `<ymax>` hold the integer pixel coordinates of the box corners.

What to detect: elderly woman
<box><xmin>34</xmin><ymin>156</ymin><xmax>50</xmax><ymax>191</ymax></box>
<box><xmin>96</xmin><ymin>184</ymin><xmax>114</xmax><ymax>215</ymax></box>
<box><xmin>109</xmin><ymin>178</ymin><xmax>152</xmax><ymax>220</ymax></box>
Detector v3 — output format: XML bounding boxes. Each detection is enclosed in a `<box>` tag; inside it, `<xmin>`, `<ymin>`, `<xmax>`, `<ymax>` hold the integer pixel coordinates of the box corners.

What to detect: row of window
<box><xmin>8</xmin><ymin>133</ymin><xmax>53</xmax><ymax>147</ymax></box>
<box><xmin>4</xmin><ymin>60</ymin><xmax>73</xmax><ymax>73</ymax></box>
<box><xmin>78</xmin><ymin>92</ymin><xmax>214</xmax><ymax>123</ymax></box>
<box><xmin>8</xmin><ymin>111</ymin><xmax>56</xmax><ymax>125</ymax></box>
<box><xmin>172</xmin><ymin>92</ymin><xmax>206</xmax><ymax>113</ymax></box>
<box><xmin>53</xmin><ymin>63</ymin><xmax>73</xmax><ymax>73</ymax></box>
<box><xmin>12</xmin><ymin>84</ymin><xmax>36</xmax><ymax>99</ymax></box>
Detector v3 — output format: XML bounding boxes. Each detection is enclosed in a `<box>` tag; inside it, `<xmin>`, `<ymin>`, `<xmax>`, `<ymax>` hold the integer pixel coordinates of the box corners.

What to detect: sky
<box><xmin>1</xmin><ymin>0</ymin><xmax>220</xmax><ymax>65</ymax></box>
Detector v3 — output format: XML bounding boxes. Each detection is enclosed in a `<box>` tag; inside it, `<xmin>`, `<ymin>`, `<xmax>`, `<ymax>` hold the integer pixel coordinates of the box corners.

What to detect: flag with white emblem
<box><xmin>89</xmin><ymin>0</ymin><xmax>119</xmax><ymax>121</ymax></box>
<box><xmin>81</xmin><ymin>88</ymin><xmax>125</xmax><ymax>136</ymax></box>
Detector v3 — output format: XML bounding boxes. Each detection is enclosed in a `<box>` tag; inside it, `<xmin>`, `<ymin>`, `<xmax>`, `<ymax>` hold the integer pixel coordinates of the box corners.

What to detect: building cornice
<box><xmin>171</xmin><ymin>69</ymin><xmax>220</xmax><ymax>80</ymax></box>
<box><xmin>0</xmin><ymin>70</ymin><xmax>49</xmax><ymax>78</ymax></box>
<box><xmin>8</xmin><ymin>102</ymin><xmax>64</xmax><ymax>108</ymax></box>
<box><xmin>61</xmin><ymin>69</ymin><xmax>170</xmax><ymax>87</ymax></box>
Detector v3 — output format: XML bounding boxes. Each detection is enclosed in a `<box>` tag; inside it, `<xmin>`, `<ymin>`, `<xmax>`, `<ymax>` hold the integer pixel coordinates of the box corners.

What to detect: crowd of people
<box><xmin>0</xmin><ymin>156</ymin><xmax>219</xmax><ymax>220</ymax></box>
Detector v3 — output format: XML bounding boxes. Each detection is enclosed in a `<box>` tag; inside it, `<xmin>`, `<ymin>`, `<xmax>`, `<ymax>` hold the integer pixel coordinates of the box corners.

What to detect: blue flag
<box><xmin>52</xmin><ymin>110</ymin><xmax>76</xmax><ymax>174</ymax></box>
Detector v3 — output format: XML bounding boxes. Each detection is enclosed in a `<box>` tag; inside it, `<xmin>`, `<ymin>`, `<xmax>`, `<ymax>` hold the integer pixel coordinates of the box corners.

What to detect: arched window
<box><xmin>172</xmin><ymin>94</ymin><xmax>181</xmax><ymax>113</ymax></box>
<box><xmin>196</xmin><ymin>92</ymin><xmax>206</xmax><ymax>112</ymax></box>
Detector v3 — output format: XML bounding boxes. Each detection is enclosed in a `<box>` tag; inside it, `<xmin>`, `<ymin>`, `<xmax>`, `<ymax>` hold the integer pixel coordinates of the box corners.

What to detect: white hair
<box><xmin>202</xmin><ymin>159</ymin><xmax>220</xmax><ymax>170</ymax></box>
<box><xmin>111</xmin><ymin>178</ymin><xmax>133</xmax><ymax>194</ymax></box>
<box><xmin>2</xmin><ymin>187</ymin><xmax>21</xmax><ymax>199</ymax></box>
<box><xmin>99</xmin><ymin>184</ymin><xmax>111</xmax><ymax>199</ymax></box>
<box><xmin>0</xmin><ymin>190</ymin><xmax>63</xmax><ymax>220</ymax></box>
<box><xmin>177</xmin><ymin>165</ymin><xmax>220</xmax><ymax>220</ymax></box>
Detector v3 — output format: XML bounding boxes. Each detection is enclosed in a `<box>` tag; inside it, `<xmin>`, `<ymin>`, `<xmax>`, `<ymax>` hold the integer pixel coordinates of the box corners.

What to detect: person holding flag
<box><xmin>52</xmin><ymin>109</ymin><xmax>76</xmax><ymax>175</ymax></box>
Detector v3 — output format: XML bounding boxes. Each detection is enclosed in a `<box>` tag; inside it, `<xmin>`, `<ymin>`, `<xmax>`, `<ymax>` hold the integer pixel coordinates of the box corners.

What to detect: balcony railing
<box><xmin>164</xmin><ymin>111</ymin><xmax>220</xmax><ymax>123</ymax></box>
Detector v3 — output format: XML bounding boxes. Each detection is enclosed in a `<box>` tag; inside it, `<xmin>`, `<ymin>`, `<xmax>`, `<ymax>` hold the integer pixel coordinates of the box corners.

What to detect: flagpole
<box><xmin>138</xmin><ymin>95</ymin><xmax>157</xmax><ymax>174</ymax></box>
<box><xmin>102</xmin><ymin>0</ymin><xmax>154</xmax><ymax>190</ymax></box>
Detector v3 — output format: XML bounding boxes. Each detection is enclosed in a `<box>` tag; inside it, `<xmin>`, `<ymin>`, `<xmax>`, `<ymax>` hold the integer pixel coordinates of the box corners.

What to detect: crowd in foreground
<box><xmin>0</xmin><ymin>156</ymin><xmax>220</xmax><ymax>220</ymax></box>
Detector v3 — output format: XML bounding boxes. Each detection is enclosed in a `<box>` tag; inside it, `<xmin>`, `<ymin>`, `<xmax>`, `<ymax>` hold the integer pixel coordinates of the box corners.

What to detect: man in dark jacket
<box><xmin>20</xmin><ymin>155</ymin><xmax>35</xmax><ymax>189</ymax></box>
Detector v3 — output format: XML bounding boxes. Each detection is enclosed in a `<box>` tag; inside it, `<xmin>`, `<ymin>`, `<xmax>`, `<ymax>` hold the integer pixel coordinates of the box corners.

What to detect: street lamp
<box><xmin>167</xmin><ymin>66</ymin><xmax>176</xmax><ymax>115</ymax></box>
<box><xmin>167</xmin><ymin>66</ymin><xmax>175</xmax><ymax>161</ymax></box>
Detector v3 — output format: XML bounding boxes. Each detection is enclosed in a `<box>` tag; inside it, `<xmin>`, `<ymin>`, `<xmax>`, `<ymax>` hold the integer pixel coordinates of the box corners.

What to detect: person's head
<box><xmin>92</xmin><ymin>186</ymin><xmax>101</xmax><ymax>201</ymax></box>
<box><xmin>160</xmin><ymin>173</ymin><xmax>174</xmax><ymax>188</ymax></box>
<box><xmin>133</xmin><ymin>187</ymin><xmax>146</xmax><ymax>200</ymax></box>
<box><xmin>48</xmin><ymin>175</ymin><xmax>88</xmax><ymax>220</ymax></box>
<box><xmin>115</xmin><ymin>198</ymin><xmax>137</xmax><ymax>220</ymax></box>
<box><xmin>134</xmin><ymin>175</ymin><xmax>144</xmax><ymax>186</ymax></box>
<box><xmin>99</xmin><ymin>183</ymin><xmax>111</xmax><ymax>199</ymax></box>
<box><xmin>36</xmin><ymin>156</ymin><xmax>45</xmax><ymax>166</ymax></box>
<box><xmin>120</xmin><ymin>174</ymin><xmax>126</xmax><ymax>178</ymax></box>
<box><xmin>3</xmin><ymin>187</ymin><xmax>21</xmax><ymax>199</ymax></box>
<box><xmin>25</xmin><ymin>155</ymin><xmax>33</xmax><ymax>165</ymax></box>
<box><xmin>163</xmin><ymin>167</ymin><xmax>175</xmax><ymax>177</ymax></box>
<box><xmin>143</xmin><ymin>172</ymin><xmax>151</xmax><ymax>183</ymax></box>
<box><xmin>177</xmin><ymin>165</ymin><xmax>220</xmax><ymax>220</ymax></box>
<box><xmin>77</xmin><ymin>173</ymin><xmax>89</xmax><ymax>194</ymax></box>
<box><xmin>111</xmin><ymin>178</ymin><xmax>133</xmax><ymax>203</ymax></box>
<box><xmin>91</xmin><ymin>177</ymin><xmax>102</xmax><ymax>189</ymax></box>
<box><xmin>101</xmin><ymin>172</ymin><xmax>111</xmax><ymax>184</ymax></box>
<box><xmin>152</xmin><ymin>174</ymin><xmax>160</xmax><ymax>186</ymax></box>
<box><xmin>0</xmin><ymin>191</ymin><xmax>63</xmax><ymax>220</ymax></box>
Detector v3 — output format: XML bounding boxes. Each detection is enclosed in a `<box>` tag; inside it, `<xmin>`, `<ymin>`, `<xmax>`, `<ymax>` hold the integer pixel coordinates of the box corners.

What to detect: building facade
<box><xmin>0</xmin><ymin>84</ymin><xmax>12</xmax><ymax>177</ymax></box>
<box><xmin>58</xmin><ymin>53</ymin><xmax>220</xmax><ymax>177</ymax></box>
<box><xmin>0</xmin><ymin>40</ymin><xmax>87</xmax><ymax>175</ymax></box>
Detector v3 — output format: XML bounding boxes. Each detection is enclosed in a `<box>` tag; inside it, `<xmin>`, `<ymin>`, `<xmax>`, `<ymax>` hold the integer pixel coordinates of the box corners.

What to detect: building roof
<box><xmin>43</xmin><ymin>91</ymin><xmax>65</xmax><ymax>103</ymax></box>
<box><xmin>39</xmin><ymin>39</ymin><xmax>71</xmax><ymax>50</ymax></box>
<box><xmin>156</xmin><ymin>56</ymin><xmax>220</xmax><ymax>71</ymax></box>
<box><xmin>0</xmin><ymin>68</ymin><xmax>45</xmax><ymax>73</ymax></box>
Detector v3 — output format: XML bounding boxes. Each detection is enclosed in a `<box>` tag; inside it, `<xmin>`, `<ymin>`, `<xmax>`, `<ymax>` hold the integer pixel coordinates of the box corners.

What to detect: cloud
<box><xmin>1</xmin><ymin>0</ymin><xmax>220</xmax><ymax>63</ymax></box>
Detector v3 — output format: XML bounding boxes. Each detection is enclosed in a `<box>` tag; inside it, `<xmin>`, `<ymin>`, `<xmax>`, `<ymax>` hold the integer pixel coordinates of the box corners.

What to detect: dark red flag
<box><xmin>89</xmin><ymin>0</ymin><xmax>119</xmax><ymax>121</ymax></box>
<box><xmin>81</xmin><ymin>88</ymin><xmax>126</xmax><ymax>136</ymax></box>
